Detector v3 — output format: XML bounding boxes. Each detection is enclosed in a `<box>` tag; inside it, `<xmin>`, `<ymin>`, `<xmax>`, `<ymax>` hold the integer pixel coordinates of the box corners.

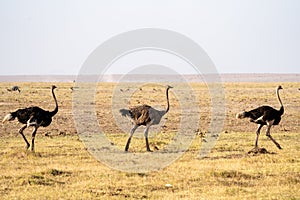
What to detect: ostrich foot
<box><xmin>248</xmin><ymin>147</ymin><xmax>269</xmax><ymax>154</ymax></box>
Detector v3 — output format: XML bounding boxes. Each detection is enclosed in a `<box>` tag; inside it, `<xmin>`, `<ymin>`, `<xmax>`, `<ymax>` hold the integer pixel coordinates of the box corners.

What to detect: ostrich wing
<box><xmin>248</xmin><ymin>105</ymin><xmax>283</xmax><ymax>125</ymax></box>
<box><xmin>14</xmin><ymin>107</ymin><xmax>39</xmax><ymax>124</ymax></box>
<box><xmin>14</xmin><ymin>107</ymin><xmax>49</xmax><ymax>125</ymax></box>
<box><xmin>247</xmin><ymin>106</ymin><xmax>274</xmax><ymax>121</ymax></box>
<box><xmin>129</xmin><ymin>105</ymin><xmax>151</xmax><ymax>126</ymax></box>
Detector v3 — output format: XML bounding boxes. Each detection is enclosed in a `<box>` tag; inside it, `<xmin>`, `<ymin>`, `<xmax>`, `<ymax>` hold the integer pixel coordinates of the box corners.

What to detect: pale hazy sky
<box><xmin>0</xmin><ymin>0</ymin><xmax>299</xmax><ymax>75</ymax></box>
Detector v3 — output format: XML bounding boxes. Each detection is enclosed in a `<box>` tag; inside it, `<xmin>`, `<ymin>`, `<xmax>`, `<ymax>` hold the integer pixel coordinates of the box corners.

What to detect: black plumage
<box><xmin>240</xmin><ymin>105</ymin><xmax>283</xmax><ymax>126</ymax></box>
<box><xmin>119</xmin><ymin>85</ymin><xmax>173</xmax><ymax>152</ymax></box>
<box><xmin>236</xmin><ymin>86</ymin><xmax>284</xmax><ymax>151</ymax></box>
<box><xmin>2</xmin><ymin>85</ymin><xmax>58</xmax><ymax>151</ymax></box>
<box><xmin>7</xmin><ymin>86</ymin><xmax>20</xmax><ymax>93</ymax></box>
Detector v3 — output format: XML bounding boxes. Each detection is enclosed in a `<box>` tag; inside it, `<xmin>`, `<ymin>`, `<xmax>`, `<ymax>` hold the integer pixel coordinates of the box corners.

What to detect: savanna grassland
<box><xmin>0</xmin><ymin>81</ymin><xmax>299</xmax><ymax>199</ymax></box>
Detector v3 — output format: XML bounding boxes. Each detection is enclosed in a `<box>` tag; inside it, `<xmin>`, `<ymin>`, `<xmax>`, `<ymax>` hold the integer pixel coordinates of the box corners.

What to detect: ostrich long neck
<box><xmin>50</xmin><ymin>88</ymin><xmax>58</xmax><ymax>116</ymax></box>
<box><xmin>165</xmin><ymin>88</ymin><xmax>171</xmax><ymax>113</ymax></box>
<box><xmin>276</xmin><ymin>88</ymin><xmax>284</xmax><ymax>114</ymax></box>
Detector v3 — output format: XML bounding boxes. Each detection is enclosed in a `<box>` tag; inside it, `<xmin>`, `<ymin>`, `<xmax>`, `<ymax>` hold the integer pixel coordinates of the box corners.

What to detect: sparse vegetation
<box><xmin>0</xmin><ymin>82</ymin><xmax>299</xmax><ymax>199</ymax></box>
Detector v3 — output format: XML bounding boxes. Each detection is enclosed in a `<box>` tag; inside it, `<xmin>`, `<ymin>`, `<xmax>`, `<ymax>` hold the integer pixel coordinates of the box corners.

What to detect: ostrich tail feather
<box><xmin>2</xmin><ymin>113</ymin><xmax>14</xmax><ymax>123</ymax></box>
<box><xmin>119</xmin><ymin>109</ymin><xmax>131</xmax><ymax>117</ymax></box>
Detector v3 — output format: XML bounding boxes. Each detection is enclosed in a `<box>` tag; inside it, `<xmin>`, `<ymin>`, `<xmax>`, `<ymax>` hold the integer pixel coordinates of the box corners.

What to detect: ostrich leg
<box><xmin>248</xmin><ymin>124</ymin><xmax>264</xmax><ymax>153</ymax></box>
<box><xmin>266</xmin><ymin>121</ymin><xmax>282</xmax><ymax>149</ymax></box>
<box><xmin>125</xmin><ymin>125</ymin><xmax>138</xmax><ymax>151</ymax></box>
<box><xmin>18</xmin><ymin>124</ymin><xmax>30</xmax><ymax>149</ymax></box>
<box><xmin>31</xmin><ymin>127</ymin><xmax>38</xmax><ymax>151</ymax></box>
<box><xmin>144</xmin><ymin>124</ymin><xmax>152</xmax><ymax>152</ymax></box>
<box><xmin>255</xmin><ymin>124</ymin><xmax>264</xmax><ymax>147</ymax></box>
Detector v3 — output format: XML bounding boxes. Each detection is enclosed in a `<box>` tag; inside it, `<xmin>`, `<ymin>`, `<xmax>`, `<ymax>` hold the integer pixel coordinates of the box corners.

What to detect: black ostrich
<box><xmin>2</xmin><ymin>85</ymin><xmax>58</xmax><ymax>151</ymax></box>
<box><xmin>7</xmin><ymin>86</ymin><xmax>20</xmax><ymax>93</ymax></box>
<box><xmin>236</xmin><ymin>85</ymin><xmax>284</xmax><ymax>153</ymax></box>
<box><xmin>119</xmin><ymin>85</ymin><xmax>173</xmax><ymax>152</ymax></box>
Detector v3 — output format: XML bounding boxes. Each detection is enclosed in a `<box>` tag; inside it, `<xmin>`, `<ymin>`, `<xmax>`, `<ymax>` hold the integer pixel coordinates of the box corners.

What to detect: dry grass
<box><xmin>0</xmin><ymin>81</ymin><xmax>299</xmax><ymax>199</ymax></box>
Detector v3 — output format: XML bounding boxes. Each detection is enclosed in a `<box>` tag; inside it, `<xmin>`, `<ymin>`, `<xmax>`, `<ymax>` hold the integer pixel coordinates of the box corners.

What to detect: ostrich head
<box><xmin>167</xmin><ymin>85</ymin><xmax>173</xmax><ymax>89</ymax></box>
<box><xmin>52</xmin><ymin>85</ymin><xmax>57</xmax><ymax>90</ymax></box>
<box><xmin>277</xmin><ymin>85</ymin><xmax>283</xmax><ymax>90</ymax></box>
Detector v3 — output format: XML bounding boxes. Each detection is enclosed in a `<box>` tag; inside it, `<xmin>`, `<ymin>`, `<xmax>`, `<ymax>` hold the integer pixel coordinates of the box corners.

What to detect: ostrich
<box><xmin>7</xmin><ymin>86</ymin><xmax>20</xmax><ymax>93</ymax></box>
<box><xmin>236</xmin><ymin>85</ymin><xmax>284</xmax><ymax>153</ymax></box>
<box><xmin>2</xmin><ymin>85</ymin><xmax>58</xmax><ymax>151</ymax></box>
<box><xmin>119</xmin><ymin>85</ymin><xmax>173</xmax><ymax>152</ymax></box>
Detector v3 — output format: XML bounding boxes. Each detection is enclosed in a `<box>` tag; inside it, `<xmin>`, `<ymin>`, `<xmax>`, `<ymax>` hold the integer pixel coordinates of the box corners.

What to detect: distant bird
<box><xmin>69</xmin><ymin>86</ymin><xmax>79</xmax><ymax>92</ymax></box>
<box><xmin>2</xmin><ymin>85</ymin><xmax>58</xmax><ymax>151</ymax></box>
<box><xmin>120</xmin><ymin>85</ymin><xmax>173</xmax><ymax>152</ymax></box>
<box><xmin>7</xmin><ymin>86</ymin><xmax>20</xmax><ymax>93</ymax></box>
<box><xmin>236</xmin><ymin>86</ymin><xmax>284</xmax><ymax>152</ymax></box>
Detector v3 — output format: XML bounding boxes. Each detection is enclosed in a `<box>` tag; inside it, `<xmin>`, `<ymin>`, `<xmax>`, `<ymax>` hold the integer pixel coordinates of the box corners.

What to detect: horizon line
<box><xmin>0</xmin><ymin>73</ymin><xmax>299</xmax><ymax>83</ymax></box>
<box><xmin>1</xmin><ymin>72</ymin><xmax>300</xmax><ymax>76</ymax></box>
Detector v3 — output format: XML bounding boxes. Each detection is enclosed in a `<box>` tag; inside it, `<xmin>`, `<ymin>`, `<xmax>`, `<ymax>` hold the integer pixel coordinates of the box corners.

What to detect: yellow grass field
<box><xmin>0</xmin><ymin>82</ymin><xmax>299</xmax><ymax>199</ymax></box>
